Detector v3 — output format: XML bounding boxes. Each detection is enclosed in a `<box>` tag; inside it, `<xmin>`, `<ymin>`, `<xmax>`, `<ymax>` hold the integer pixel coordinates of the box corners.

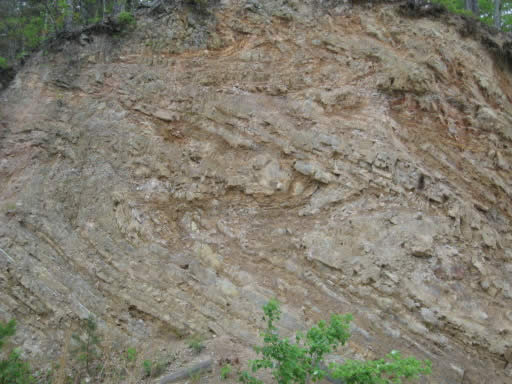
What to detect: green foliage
<box><xmin>142</xmin><ymin>355</ymin><xmax>173</xmax><ymax>378</ymax></box>
<box><xmin>71</xmin><ymin>316</ymin><xmax>102</xmax><ymax>375</ymax></box>
<box><xmin>503</xmin><ymin>13</ymin><xmax>512</xmax><ymax>32</ymax></box>
<box><xmin>0</xmin><ymin>0</ymin><xmax>145</xmax><ymax>65</ymax></box>
<box><xmin>0</xmin><ymin>320</ymin><xmax>16</xmax><ymax>349</ymax></box>
<box><xmin>143</xmin><ymin>359</ymin><xmax>153</xmax><ymax>377</ymax></box>
<box><xmin>188</xmin><ymin>337</ymin><xmax>205</xmax><ymax>355</ymax></box>
<box><xmin>330</xmin><ymin>351</ymin><xmax>432</xmax><ymax>384</ymax></box>
<box><xmin>0</xmin><ymin>57</ymin><xmax>7</xmax><ymax>69</ymax></box>
<box><xmin>124</xmin><ymin>347</ymin><xmax>137</xmax><ymax>364</ymax></box>
<box><xmin>431</xmin><ymin>0</ymin><xmax>512</xmax><ymax>30</ymax></box>
<box><xmin>431</xmin><ymin>0</ymin><xmax>474</xmax><ymax>15</ymax></box>
<box><xmin>220</xmin><ymin>364</ymin><xmax>233</xmax><ymax>380</ymax></box>
<box><xmin>88</xmin><ymin>16</ymin><xmax>102</xmax><ymax>24</ymax></box>
<box><xmin>0</xmin><ymin>349</ymin><xmax>35</xmax><ymax>384</ymax></box>
<box><xmin>35</xmin><ymin>366</ymin><xmax>55</xmax><ymax>384</ymax></box>
<box><xmin>117</xmin><ymin>11</ymin><xmax>136</xmax><ymax>28</ymax></box>
<box><xmin>478</xmin><ymin>0</ymin><xmax>512</xmax><ymax>30</ymax></box>
<box><xmin>0</xmin><ymin>319</ymin><xmax>34</xmax><ymax>384</ymax></box>
<box><xmin>239</xmin><ymin>300</ymin><xmax>431</xmax><ymax>384</ymax></box>
<box><xmin>22</xmin><ymin>16</ymin><xmax>44</xmax><ymax>49</ymax></box>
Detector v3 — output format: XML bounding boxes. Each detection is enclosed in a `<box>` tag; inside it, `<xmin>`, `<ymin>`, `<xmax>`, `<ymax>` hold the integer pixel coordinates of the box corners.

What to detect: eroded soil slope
<box><xmin>1</xmin><ymin>1</ymin><xmax>512</xmax><ymax>382</ymax></box>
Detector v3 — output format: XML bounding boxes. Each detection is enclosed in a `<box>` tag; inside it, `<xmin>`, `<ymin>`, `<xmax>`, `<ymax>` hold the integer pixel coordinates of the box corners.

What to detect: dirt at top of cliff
<box><xmin>1</xmin><ymin>1</ymin><xmax>512</xmax><ymax>383</ymax></box>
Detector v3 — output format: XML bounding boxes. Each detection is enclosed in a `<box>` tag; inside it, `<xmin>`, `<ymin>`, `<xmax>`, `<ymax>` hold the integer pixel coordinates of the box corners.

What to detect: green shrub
<box><xmin>117</xmin><ymin>11</ymin><xmax>136</xmax><ymax>28</ymax></box>
<box><xmin>220</xmin><ymin>364</ymin><xmax>232</xmax><ymax>380</ymax></box>
<box><xmin>143</xmin><ymin>359</ymin><xmax>153</xmax><ymax>377</ymax></box>
<box><xmin>142</xmin><ymin>355</ymin><xmax>174</xmax><ymax>378</ymax></box>
<box><xmin>124</xmin><ymin>347</ymin><xmax>137</xmax><ymax>364</ymax></box>
<box><xmin>0</xmin><ymin>319</ymin><xmax>35</xmax><ymax>384</ymax></box>
<box><xmin>330</xmin><ymin>351</ymin><xmax>432</xmax><ymax>384</ymax></box>
<box><xmin>0</xmin><ymin>57</ymin><xmax>8</xmax><ymax>69</ymax></box>
<box><xmin>187</xmin><ymin>337</ymin><xmax>205</xmax><ymax>355</ymax></box>
<box><xmin>239</xmin><ymin>299</ymin><xmax>431</xmax><ymax>384</ymax></box>
<box><xmin>88</xmin><ymin>16</ymin><xmax>102</xmax><ymax>24</ymax></box>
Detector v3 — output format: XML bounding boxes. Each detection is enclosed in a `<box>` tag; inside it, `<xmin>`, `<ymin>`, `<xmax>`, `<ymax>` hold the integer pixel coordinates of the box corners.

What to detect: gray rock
<box><xmin>294</xmin><ymin>161</ymin><xmax>333</xmax><ymax>184</ymax></box>
<box><xmin>408</xmin><ymin>234</ymin><xmax>434</xmax><ymax>258</ymax></box>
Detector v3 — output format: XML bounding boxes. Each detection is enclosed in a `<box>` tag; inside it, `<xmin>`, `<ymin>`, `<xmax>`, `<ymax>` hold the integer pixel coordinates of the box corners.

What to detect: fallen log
<box><xmin>159</xmin><ymin>359</ymin><xmax>213</xmax><ymax>384</ymax></box>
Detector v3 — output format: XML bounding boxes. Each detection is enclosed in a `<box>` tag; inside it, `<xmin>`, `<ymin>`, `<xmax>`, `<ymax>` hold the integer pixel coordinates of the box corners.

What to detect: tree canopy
<box><xmin>433</xmin><ymin>0</ymin><xmax>512</xmax><ymax>30</ymax></box>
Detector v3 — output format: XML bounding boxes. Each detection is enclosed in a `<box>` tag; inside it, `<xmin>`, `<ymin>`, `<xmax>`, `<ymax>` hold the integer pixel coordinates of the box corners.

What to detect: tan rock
<box><xmin>0</xmin><ymin>4</ymin><xmax>511</xmax><ymax>383</ymax></box>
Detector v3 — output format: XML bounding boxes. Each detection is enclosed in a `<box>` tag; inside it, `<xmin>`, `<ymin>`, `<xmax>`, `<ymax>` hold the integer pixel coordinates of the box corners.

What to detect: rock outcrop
<box><xmin>1</xmin><ymin>1</ymin><xmax>512</xmax><ymax>382</ymax></box>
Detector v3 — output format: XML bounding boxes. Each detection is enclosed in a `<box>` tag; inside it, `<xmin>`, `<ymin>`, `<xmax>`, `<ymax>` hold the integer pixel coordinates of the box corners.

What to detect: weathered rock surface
<box><xmin>1</xmin><ymin>1</ymin><xmax>512</xmax><ymax>383</ymax></box>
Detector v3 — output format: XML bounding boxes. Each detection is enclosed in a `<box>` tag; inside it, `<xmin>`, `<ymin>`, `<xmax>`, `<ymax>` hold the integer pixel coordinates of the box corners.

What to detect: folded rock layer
<box><xmin>1</xmin><ymin>1</ymin><xmax>512</xmax><ymax>382</ymax></box>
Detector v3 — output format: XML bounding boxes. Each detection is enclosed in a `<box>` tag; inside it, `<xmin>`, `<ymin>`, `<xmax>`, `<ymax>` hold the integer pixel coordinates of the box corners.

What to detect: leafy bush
<box><xmin>239</xmin><ymin>299</ymin><xmax>431</xmax><ymax>384</ymax></box>
<box><xmin>0</xmin><ymin>57</ymin><xmax>7</xmax><ymax>69</ymax></box>
<box><xmin>330</xmin><ymin>351</ymin><xmax>432</xmax><ymax>384</ymax></box>
<box><xmin>117</xmin><ymin>11</ymin><xmax>136</xmax><ymax>28</ymax></box>
<box><xmin>124</xmin><ymin>347</ymin><xmax>137</xmax><ymax>364</ymax></box>
<box><xmin>143</xmin><ymin>359</ymin><xmax>153</xmax><ymax>377</ymax></box>
<box><xmin>0</xmin><ymin>319</ymin><xmax>34</xmax><ymax>384</ymax></box>
<box><xmin>220</xmin><ymin>364</ymin><xmax>232</xmax><ymax>380</ymax></box>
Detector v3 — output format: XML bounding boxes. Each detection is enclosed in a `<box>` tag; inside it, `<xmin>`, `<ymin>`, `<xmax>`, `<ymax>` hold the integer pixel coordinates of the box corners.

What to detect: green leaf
<box><xmin>238</xmin><ymin>301</ymin><xmax>430</xmax><ymax>384</ymax></box>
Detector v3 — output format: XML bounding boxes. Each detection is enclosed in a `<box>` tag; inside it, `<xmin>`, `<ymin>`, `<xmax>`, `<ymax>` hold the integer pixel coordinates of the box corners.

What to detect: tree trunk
<box><xmin>494</xmin><ymin>0</ymin><xmax>501</xmax><ymax>28</ymax></box>
<box><xmin>43</xmin><ymin>5</ymin><xmax>48</xmax><ymax>37</ymax></box>
<box><xmin>65</xmin><ymin>0</ymin><xmax>73</xmax><ymax>31</ymax></box>
<box><xmin>465</xmin><ymin>0</ymin><xmax>479</xmax><ymax>16</ymax></box>
<box><xmin>113</xmin><ymin>0</ymin><xmax>125</xmax><ymax>16</ymax></box>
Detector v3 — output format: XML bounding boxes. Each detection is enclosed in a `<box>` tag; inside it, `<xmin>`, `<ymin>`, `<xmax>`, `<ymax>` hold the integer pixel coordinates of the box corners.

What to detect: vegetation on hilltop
<box><xmin>0</xmin><ymin>0</ymin><xmax>511</xmax><ymax>72</ymax></box>
<box><xmin>0</xmin><ymin>0</ymin><xmax>142</xmax><ymax>69</ymax></box>
<box><xmin>432</xmin><ymin>0</ymin><xmax>512</xmax><ymax>29</ymax></box>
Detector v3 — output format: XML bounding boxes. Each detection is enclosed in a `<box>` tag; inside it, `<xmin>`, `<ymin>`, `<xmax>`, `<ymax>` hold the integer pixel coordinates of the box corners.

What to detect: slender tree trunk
<box><xmin>45</xmin><ymin>0</ymin><xmax>58</xmax><ymax>35</ymax></box>
<box><xmin>494</xmin><ymin>0</ymin><xmax>501</xmax><ymax>28</ymax></box>
<box><xmin>43</xmin><ymin>4</ymin><xmax>48</xmax><ymax>37</ymax></box>
<box><xmin>79</xmin><ymin>0</ymin><xmax>86</xmax><ymax>25</ymax></box>
<box><xmin>53</xmin><ymin>0</ymin><xmax>59</xmax><ymax>32</ymax></box>
<box><xmin>465</xmin><ymin>0</ymin><xmax>479</xmax><ymax>16</ymax></box>
<box><xmin>113</xmin><ymin>0</ymin><xmax>124</xmax><ymax>16</ymax></box>
<box><xmin>65</xmin><ymin>0</ymin><xmax>74</xmax><ymax>31</ymax></box>
<box><xmin>85</xmin><ymin>336</ymin><xmax>90</xmax><ymax>374</ymax></box>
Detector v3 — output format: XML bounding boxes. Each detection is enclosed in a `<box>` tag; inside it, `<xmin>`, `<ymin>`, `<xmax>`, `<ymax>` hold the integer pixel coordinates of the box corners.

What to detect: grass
<box><xmin>220</xmin><ymin>364</ymin><xmax>232</xmax><ymax>380</ymax></box>
<box><xmin>187</xmin><ymin>337</ymin><xmax>205</xmax><ymax>355</ymax></box>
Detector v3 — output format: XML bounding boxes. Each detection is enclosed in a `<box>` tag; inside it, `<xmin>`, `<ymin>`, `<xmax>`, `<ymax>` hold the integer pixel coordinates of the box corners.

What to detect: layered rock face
<box><xmin>1</xmin><ymin>1</ymin><xmax>512</xmax><ymax>382</ymax></box>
